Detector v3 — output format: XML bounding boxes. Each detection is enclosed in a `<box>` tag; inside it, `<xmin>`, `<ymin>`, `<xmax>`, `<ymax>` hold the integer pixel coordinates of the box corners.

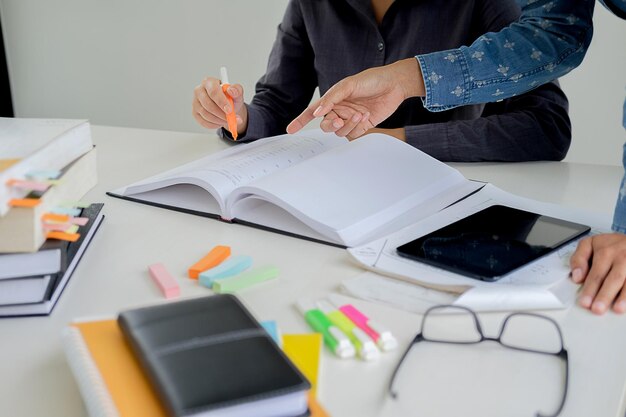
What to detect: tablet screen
<box><xmin>396</xmin><ymin>205</ymin><xmax>590</xmax><ymax>281</ymax></box>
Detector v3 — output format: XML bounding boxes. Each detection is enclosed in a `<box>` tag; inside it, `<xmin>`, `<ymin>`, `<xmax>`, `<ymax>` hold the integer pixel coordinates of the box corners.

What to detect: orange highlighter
<box><xmin>220</xmin><ymin>66</ymin><xmax>238</xmax><ymax>140</ymax></box>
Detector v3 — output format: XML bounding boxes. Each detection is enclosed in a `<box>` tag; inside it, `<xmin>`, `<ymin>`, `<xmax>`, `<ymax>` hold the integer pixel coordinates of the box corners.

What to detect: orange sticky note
<box><xmin>9</xmin><ymin>198</ymin><xmax>41</xmax><ymax>208</ymax></box>
<box><xmin>0</xmin><ymin>159</ymin><xmax>20</xmax><ymax>172</ymax></box>
<box><xmin>188</xmin><ymin>245</ymin><xmax>231</xmax><ymax>279</ymax></box>
<box><xmin>42</xmin><ymin>213</ymin><xmax>70</xmax><ymax>223</ymax></box>
<box><xmin>46</xmin><ymin>231</ymin><xmax>80</xmax><ymax>242</ymax></box>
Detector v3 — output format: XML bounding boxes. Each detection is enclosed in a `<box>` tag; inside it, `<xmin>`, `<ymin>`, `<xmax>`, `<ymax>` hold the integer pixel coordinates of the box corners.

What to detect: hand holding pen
<box><xmin>192</xmin><ymin>66</ymin><xmax>246</xmax><ymax>139</ymax></box>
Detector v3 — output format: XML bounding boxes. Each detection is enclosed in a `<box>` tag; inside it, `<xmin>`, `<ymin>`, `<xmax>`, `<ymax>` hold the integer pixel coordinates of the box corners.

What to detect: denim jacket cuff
<box><xmin>416</xmin><ymin>50</ymin><xmax>471</xmax><ymax>112</ymax></box>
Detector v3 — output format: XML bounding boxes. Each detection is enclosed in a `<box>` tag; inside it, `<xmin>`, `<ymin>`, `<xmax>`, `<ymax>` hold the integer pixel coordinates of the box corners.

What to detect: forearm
<box><xmin>416</xmin><ymin>0</ymin><xmax>596</xmax><ymax>111</ymax></box>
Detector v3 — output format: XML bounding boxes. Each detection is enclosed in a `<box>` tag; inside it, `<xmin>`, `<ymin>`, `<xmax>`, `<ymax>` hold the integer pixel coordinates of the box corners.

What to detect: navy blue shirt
<box><xmin>225</xmin><ymin>0</ymin><xmax>571</xmax><ymax>163</ymax></box>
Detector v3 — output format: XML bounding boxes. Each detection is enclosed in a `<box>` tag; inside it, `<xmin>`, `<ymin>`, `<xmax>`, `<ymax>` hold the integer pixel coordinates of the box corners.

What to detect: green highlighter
<box><xmin>317</xmin><ymin>300</ymin><xmax>380</xmax><ymax>361</ymax></box>
<box><xmin>296</xmin><ymin>300</ymin><xmax>355</xmax><ymax>359</ymax></box>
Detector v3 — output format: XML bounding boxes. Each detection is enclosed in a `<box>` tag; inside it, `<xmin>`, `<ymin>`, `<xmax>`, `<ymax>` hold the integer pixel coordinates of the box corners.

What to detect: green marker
<box><xmin>317</xmin><ymin>300</ymin><xmax>379</xmax><ymax>361</ymax></box>
<box><xmin>296</xmin><ymin>300</ymin><xmax>355</xmax><ymax>359</ymax></box>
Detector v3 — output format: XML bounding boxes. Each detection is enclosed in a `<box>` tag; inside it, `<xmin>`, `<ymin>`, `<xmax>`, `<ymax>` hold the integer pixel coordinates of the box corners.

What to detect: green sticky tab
<box><xmin>213</xmin><ymin>265</ymin><xmax>279</xmax><ymax>293</ymax></box>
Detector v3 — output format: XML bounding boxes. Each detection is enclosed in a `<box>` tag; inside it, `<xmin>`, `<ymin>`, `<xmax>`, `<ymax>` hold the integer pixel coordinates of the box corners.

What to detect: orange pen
<box><xmin>220</xmin><ymin>66</ymin><xmax>238</xmax><ymax>140</ymax></box>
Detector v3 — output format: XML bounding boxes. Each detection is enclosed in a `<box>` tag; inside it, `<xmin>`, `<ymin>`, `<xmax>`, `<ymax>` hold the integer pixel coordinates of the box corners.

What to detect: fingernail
<box><xmin>351</xmin><ymin>113</ymin><xmax>362</xmax><ymax>123</ymax></box>
<box><xmin>333</xmin><ymin>119</ymin><xmax>343</xmax><ymax>129</ymax></box>
<box><xmin>313</xmin><ymin>106</ymin><xmax>323</xmax><ymax>117</ymax></box>
<box><xmin>571</xmin><ymin>268</ymin><xmax>583</xmax><ymax>283</ymax></box>
<box><xmin>228</xmin><ymin>88</ymin><xmax>237</xmax><ymax>97</ymax></box>
<box><xmin>224</xmin><ymin>105</ymin><xmax>231</xmax><ymax>113</ymax></box>
<box><xmin>615</xmin><ymin>301</ymin><xmax>626</xmax><ymax>313</ymax></box>
<box><xmin>592</xmin><ymin>301</ymin><xmax>607</xmax><ymax>314</ymax></box>
<box><xmin>579</xmin><ymin>295</ymin><xmax>592</xmax><ymax>308</ymax></box>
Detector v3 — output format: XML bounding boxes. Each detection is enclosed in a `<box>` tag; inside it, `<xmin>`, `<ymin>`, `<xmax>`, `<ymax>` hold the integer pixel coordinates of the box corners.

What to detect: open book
<box><xmin>108</xmin><ymin>130</ymin><xmax>482</xmax><ymax>247</ymax></box>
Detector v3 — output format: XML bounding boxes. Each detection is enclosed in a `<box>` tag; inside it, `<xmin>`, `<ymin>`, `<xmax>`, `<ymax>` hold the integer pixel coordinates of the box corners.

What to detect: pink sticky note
<box><xmin>148</xmin><ymin>263</ymin><xmax>180</xmax><ymax>299</ymax></box>
<box><xmin>69</xmin><ymin>217</ymin><xmax>89</xmax><ymax>226</ymax></box>
<box><xmin>42</xmin><ymin>222</ymin><xmax>72</xmax><ymax>231</ymax></box>
<box><xmin>6</xmin><ymin>179</ymin><xmax>50</xmax><ymax>192</ymax></box>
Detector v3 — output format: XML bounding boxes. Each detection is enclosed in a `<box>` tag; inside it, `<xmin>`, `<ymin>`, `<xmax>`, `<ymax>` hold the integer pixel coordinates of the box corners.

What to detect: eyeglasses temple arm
<box><xmin>535</xmin><ymin>349</ymin><xmax>569</xmax><ymax>417</ymax></box>
<box><xmin>388</xmin><ymin>333</ymin><xmax>424</xmax><ymax>399</ymax></box>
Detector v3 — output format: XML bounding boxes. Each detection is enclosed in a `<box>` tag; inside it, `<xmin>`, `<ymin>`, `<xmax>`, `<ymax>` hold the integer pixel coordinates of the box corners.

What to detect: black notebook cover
<box><xmin>118</xmin><ymin>295</ymin><xmax>311</xmax><ymax>417</ymax></box>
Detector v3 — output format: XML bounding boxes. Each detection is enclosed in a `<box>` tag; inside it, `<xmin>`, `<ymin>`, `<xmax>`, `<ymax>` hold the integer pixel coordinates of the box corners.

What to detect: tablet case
<box><xmin>118</xmin><ymin>295</ymin><xmax>311</xmax><ymax>417</ymax></box>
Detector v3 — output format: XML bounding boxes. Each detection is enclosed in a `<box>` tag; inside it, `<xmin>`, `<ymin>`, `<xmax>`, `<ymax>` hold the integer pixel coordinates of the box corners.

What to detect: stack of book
<box><xmin>0</xmin><ymin>118</ymin><xmax>103</xmax><ymax>317</ymax></box>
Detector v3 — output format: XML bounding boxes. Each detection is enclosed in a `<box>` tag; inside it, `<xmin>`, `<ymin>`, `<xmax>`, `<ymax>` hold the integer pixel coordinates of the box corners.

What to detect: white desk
<box><xmin>1</xmin><ymin>125</ymin><xmax>625</xmax><ymax>417</ymax></box>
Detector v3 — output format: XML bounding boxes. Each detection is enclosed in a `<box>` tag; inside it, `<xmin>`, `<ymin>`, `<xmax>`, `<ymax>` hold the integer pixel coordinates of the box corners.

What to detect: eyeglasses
<box><xmin>388</xmin><ymin>305</ymin><xmax>569</xmax><ymax>417</ymax></box>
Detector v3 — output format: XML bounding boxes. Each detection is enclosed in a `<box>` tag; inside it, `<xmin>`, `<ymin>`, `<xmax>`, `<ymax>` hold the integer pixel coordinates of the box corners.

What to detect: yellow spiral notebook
<box><xmin>62</xmin><ymin>319</ymin><xmax>329</xmax><ymax>417</ymax></box>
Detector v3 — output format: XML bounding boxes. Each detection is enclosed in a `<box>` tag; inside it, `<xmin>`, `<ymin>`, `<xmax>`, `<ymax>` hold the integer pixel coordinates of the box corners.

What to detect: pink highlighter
<box><xmin>336</xmin><ymin>303</ymin><xmax>397</xmax><ymax>351</ymax></box>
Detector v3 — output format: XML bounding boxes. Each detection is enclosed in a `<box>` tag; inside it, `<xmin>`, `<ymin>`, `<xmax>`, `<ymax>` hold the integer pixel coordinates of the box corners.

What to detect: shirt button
<box><xmin>377</xmin><ymin>41</ymin><xmax>384</xmax><ymax>52</ymax></box>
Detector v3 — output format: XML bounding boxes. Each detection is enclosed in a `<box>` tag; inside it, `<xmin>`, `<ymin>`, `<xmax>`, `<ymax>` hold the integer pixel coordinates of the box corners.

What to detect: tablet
<box><xmin>396</xmin><ymin>205</ymin><xmax>590</xmax><ymax>282</ymax></box>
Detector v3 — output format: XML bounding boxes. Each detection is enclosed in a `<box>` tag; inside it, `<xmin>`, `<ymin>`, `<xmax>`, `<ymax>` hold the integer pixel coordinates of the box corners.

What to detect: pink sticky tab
<box><xmin>69</xmin><ymin>217</ymin><xmax>89</xmax><ymax>226</ymax></box>
<box><xmin>42</xmin><ymin>222</ymin><xmax>72</xmax><ymax>231</ymax></box>
<box><xmin>148</xmin><ymin>263</ymin><xmax>180</xmax><ymax>299</ymax></box>
<box><xmin>6</xmin><ymin>179</ymin><xmax>50</xmax><ymax>192</ymax></box>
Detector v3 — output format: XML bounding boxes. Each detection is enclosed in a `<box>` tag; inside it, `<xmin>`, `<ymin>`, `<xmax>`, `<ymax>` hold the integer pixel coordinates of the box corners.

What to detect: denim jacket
<box><xmin>417</xmin><ymin>0</ymin><xmax>626</xmax><ymax>231</ymax></box>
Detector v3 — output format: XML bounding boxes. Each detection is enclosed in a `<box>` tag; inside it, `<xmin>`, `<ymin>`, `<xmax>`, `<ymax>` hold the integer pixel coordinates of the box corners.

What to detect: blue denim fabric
<box><xmin>416</xmin><ymin>0</ymin><xmax>626</xmax><ymax>111</ymax></box>
<box><xmin>612</xmin><ymin>96</ymin><xmax>626</xmax><ymax>233</ymax></box>
<box><xmin>417</xmin><ymin>0</ymin><xmax>626</xmax><ymax>231</ymax></box>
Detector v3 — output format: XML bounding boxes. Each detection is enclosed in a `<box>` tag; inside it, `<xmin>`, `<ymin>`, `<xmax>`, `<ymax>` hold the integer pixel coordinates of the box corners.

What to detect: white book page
<box><xmin>117</xmin><ymin>130</ymin><xmax>346</xmax><ymax>216</ymax></box>
<box><xmin>229</xmin><ymin>134</ymin><xmax>470</xmax><ymax>246</ymax></box>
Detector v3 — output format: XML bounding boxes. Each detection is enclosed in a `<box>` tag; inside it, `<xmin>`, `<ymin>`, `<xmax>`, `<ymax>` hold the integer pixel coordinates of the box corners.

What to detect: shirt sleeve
<box><xmin>405</xmin><ymin>80</ymin><xmax>571</xmax><ymax>162</ymax></box>
<box><xmin>223</xmin><ymin>0</ymin><xmax>317</xmax><ymax>142</ymax></box>
<box><xmin>416</xmin><ymin>0</ymin><xmax>596</xmax><ymax>111</ymax></box>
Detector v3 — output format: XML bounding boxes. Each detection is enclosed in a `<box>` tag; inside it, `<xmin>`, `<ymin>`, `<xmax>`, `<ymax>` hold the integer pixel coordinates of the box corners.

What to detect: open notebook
<box><xmin>108</xmin><ymin>130</ymin><xmax>482</xmax><ymax>248</ymax></box>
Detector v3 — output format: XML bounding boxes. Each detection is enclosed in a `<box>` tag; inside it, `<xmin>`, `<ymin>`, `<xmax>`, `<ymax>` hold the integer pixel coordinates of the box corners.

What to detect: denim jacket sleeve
<box><xmin>416</xmin><ymin>0</ymin><xmax>596</xmax><ymax>112</ymax></box>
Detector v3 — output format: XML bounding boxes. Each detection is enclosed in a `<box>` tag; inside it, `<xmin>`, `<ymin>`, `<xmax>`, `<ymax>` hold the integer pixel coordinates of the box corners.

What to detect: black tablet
<box><xmin>396</xmin><ymin>205</ymin><xmax>590</xmax><ymax>282</ymax></box>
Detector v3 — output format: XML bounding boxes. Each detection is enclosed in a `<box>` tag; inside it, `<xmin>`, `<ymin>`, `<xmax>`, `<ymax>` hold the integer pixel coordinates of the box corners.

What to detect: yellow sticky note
<box><xmin>64</xmin><ymin>225</ymin><xmax>80</xmax><ymax>234</ymax></box>
<box><xmin>283</xmin><ymin>333</ymin><xmax>323</xmax><ymax>395</ymax></box>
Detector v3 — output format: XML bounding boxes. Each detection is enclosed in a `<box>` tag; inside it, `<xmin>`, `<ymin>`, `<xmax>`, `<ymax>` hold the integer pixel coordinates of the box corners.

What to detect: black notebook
<box><xmin>118</xmin><ymin>295</ymin><xmax>311</xmax><ymax>417</ymax></box>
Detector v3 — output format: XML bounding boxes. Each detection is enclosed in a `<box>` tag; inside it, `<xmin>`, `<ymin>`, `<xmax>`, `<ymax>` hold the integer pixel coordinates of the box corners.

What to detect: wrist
<box><xmin>393</xmin><ymin>58</ymin><xmax>425</xmax><ymax>99</ymax></box>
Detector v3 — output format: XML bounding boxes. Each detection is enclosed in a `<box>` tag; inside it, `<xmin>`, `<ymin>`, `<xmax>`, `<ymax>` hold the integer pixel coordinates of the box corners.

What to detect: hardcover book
<box><xmin>108</xmin><ymin>130</ymin><xmax>481</xmax><ymax>248</ymax></box>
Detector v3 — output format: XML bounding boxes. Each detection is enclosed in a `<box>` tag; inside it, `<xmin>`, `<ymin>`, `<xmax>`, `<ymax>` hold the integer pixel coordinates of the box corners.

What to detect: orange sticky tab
<box><xmin>222</xmin><ymin>84</ymin><xmax>238</xmax><ymax>140</ymax></box>
<box><xmin>0</xmin><ymin>159</ymin><xmax>20</xmax><ymax>172</ymax></box>
<box><xmin>42</xmin><ymin>213</ymin><xmax>70</xmax><ymax>223</ymax></box>
<box><xmin>46</xmin><ymin>231</ymin><xmax>80</xmax><ymax>242</ymax></box>
<box><xmin>188</xmin><ymin>245</ymin><xmax>231</xmax><ymax>279</ymax></box>
<box><xmin>9</xmin><ymin>198</ymin><xmax>41</xmax><ymax>208</ymax></box>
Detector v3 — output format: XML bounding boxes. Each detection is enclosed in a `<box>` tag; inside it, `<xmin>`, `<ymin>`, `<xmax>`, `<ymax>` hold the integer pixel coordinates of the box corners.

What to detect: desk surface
<box><xmin>1</xmin><ymin>125</ymin><xmax>625</xmax><ymax>417</ymax></box>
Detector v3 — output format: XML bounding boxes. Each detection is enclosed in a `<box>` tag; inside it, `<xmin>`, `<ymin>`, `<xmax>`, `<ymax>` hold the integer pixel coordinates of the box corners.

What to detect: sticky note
<box><xmin>25</xmin><ymin>169</ymin><xmax>61</xmax><ymax>180</ymax></box>
<box><xmin>283</xmin><ymin>334</ymin><xmax>323</xmax><ymax>394</ymax></box>
<box><xmin>59</xmin><ymin>201</ymin><xmax>90</xmax><ymax>209</ymax></box>
<box><xmin>261</xmin><ymin>320</ymin><xmax>282</xmax><ymax>347</ymax></box>
<box><xmin>49</xmin><ymin>207</ymin><xmax>82</xmax><ymax>216</ymax></box>
<box><xmin>188</xmin><ymin>245</ymin><xmax>231</xmax><ymax>279</ymax></box>
<box><xmin>46</xmin><ymin>231</ymin><xmax>80</xmax><ymax>242</ymax></box>
<box><xmin>42</xmin><ymin>222</ymin><xmax>72</xmax><ymax>231</ymax></box>
<box><xmin>42</xmin><ymin>213</ymin><xmax>70</xmax><ymax>223</ymax></box>
<box><xmin>148</xmin><ymin>263</ymin><xmax>180</xmax><ymax>299</ymax></box>
<box><xmin>9</xmin><ymin>198</ymin><xmax>41</xmax><ymax>208</ymax></box>
<box><xmin>198</xmin><ymin>255</ymin><xmax>253</xmax><ymax>288</ymax></box>
<box><xmin>0</xmin><ymin>159</ymin><xmax>20</xmax><ymax>173</ymax></box>
<box><xmin>65</xmin><ymin>224</ymin><xmax>80</xmax><ymax>234</ymax></box>
<box><xmin>6</xmin><ymin>179</ymin><xmax>50</xmax><ymax>192</ymax></box>
<box><xmin>213</xmin><ymin>266</ymin><xmax>278</xmax><ymax>294</ymax></box>
<box><xmin>69</xmin><ymin>217</ymin><xmax>89</xmax><ymax>226</ymax></box>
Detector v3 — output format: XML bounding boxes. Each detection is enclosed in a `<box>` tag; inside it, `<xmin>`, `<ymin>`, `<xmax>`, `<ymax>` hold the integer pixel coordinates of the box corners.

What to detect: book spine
<box><xmin>61</xmin><ymin>327</ymin><xmax>121</xmax><ymax>417</ymax></box>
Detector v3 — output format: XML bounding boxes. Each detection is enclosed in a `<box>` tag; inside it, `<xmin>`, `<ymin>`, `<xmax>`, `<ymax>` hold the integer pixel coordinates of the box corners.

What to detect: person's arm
<box><xmin>287</xmin><ymin>0</ymin><xmax>595</xmax><ymax>135</ymax></box>
<box><xmin>222</xmin><ymin>0</ymin><xmax>318</xmax><ymax>142</ymax></box>
<box><xmin>418</xmin><ymin>0</ymin><xmax>595</xmax><ymax>111</ymax></box>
